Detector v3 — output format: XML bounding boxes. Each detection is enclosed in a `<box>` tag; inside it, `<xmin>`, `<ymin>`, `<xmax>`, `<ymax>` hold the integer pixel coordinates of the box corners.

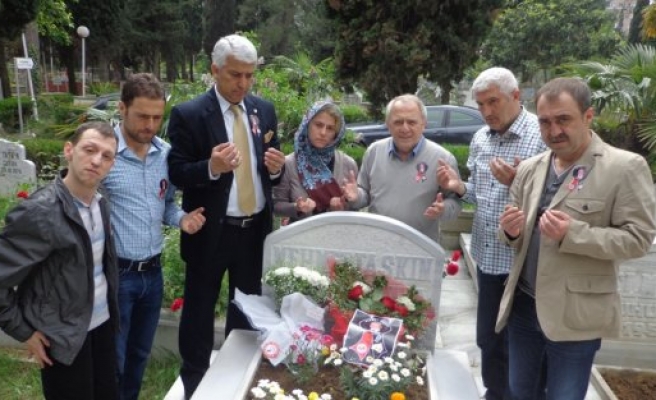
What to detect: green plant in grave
<box><xmin>161</xmin><ymin>227</ymin><xmax>228</xmax><ymax>316</ymax></box>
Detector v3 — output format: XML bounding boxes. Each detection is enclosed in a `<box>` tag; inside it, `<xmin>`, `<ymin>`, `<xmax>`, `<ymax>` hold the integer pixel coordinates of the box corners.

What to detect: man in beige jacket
<box><xmin>498</xmin><ymin>77</ymin><xmax>656</xmax><ymax>400</ymax></box>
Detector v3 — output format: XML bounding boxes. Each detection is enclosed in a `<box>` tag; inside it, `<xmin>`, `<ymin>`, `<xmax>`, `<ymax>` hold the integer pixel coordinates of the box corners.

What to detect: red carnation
<box><xmin>381</xmin><ymin>296</ymin><xmax>396</xmax><ymax>311</ymax></box>
<box><xmin>451</xmin><ymin>250</ymin><xmax>462</xmax><ymax>262</ymax></box>
<box><xmin>348</xmin><ymin>285</ymin><xmax>364</xmax><ymax>301</ymax></box>
<box><xmin>446</xmin><ymin>262</ymin><xmax>459</xmax><ymax>276</ymax></box>
<box><xmin>395</xmin><ymin>304</ymin><xmax>409</xmax><ymax>317</ymax></box>
<box><xmin>16</xmin><ymin>191</ymin><xmax>28</xmax><ymax>199</ymax></box>
<box><xmin>170</xmin><ymin>297</ymin><xmax>184</xmax><ymax>312</ymax></box>
<box><xmin>296</xmin><ymin>354</ymin><xmax>306</xmax><ymax>365</ymax></box>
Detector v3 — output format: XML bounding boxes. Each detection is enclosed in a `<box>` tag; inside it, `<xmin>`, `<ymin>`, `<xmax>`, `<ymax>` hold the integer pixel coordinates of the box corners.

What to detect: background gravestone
<box><xmin>596</xmin><ymin>237</ymin><xmax>656</xmax><ymax>369</ymax></box>
<box><xmin>0</xmin><ymin>139</ymin><xmax>36</xmax><ymax>196</ymax></box>
<box><xmin>262</xmin><ymin>211</ymin><xmax>446</xmax><ymax>351</ymax></box>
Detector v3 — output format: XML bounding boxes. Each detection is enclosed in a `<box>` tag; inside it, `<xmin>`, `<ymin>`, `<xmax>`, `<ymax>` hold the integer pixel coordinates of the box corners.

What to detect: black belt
<box><xmin>223</xmin><ymin>211</ymin><xmax>263</xmax><ymax>229</ymax></box>
<box><xmin>118</xmin><ymin>254</ymin><xmax>161</xmax><ymax>272</ymax></box>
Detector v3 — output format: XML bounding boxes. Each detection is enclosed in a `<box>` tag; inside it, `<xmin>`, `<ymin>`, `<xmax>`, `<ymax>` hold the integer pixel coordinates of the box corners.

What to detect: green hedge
<box><xmin>0</xmin><ymin>97</ymin><xmax>33</xmax><ymax>132</ymax></box>
<box><xmin>19</xmin><ymin>138</ymin><xmax>64</xmax><ymax>181</ymax></box>
<box><xmin>442</xmin><ymin>144</ymin><xmax>470</xmax><ymax>181</ymax></box>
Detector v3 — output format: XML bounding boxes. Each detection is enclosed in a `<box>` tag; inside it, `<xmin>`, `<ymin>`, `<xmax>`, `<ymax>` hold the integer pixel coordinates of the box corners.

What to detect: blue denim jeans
<box><xmin>476</xmin><ymin>269</ymin><xmax>511</xmax><ymax>400</ymax></box>
<box><xmin>508</xmin><ymin>290</ymin><xmax>600</xmax><ymax>400</ymax></box>
<box><xmin>115</xmin><ymin>267</ymin><xmax>163</xmax><ymax>400</ymax></box>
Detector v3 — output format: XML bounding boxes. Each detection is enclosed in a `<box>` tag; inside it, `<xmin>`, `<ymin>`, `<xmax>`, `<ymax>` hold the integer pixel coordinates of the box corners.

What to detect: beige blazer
<box><xmin>496</xmin><ymin>132</ymin><xmax>656</xmax><ymax>341</ymax></box>
<box><xmin>273</xmin><ymin>150</ymin><xmax>358</xmax><ymax>221</ymax></box>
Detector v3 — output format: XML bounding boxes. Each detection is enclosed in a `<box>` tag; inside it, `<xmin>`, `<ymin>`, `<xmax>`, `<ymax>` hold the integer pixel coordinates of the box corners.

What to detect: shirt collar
<box><xmin>486</xmin><ymin>106</ymin><xmax>529</xmax><ymax>138</ymax></box>
<box><xmin>214</xmin><ymin>86</ymin><xmax>245</xmax><ymax>115</ymax></box>
<box><xmin>387</xmin><ymin>136</ymin><xmax>426</xmax><ymax>160</ymax></box>
<box><xmin>115</xmin><ymin>124</ymin><xmax>162</xmax><ymax>155</ymax></box>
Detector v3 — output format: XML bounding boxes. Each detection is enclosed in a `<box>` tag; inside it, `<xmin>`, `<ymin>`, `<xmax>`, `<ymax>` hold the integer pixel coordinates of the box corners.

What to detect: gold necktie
<box><xmin>230</xmin><ymin>104</ymin><xmax>256</xmax><ymax>215</ymax></box>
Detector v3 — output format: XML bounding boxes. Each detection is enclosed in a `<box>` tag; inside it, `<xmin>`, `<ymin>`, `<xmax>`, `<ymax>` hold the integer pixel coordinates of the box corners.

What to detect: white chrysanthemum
<box><xmin>392</xmin><ymin>373</ymin><xmax>401</xmax><ymax>382</ymax></box>
<box><xmin>368</xmin><ymin>377</ymin><xmax>378</xmax><ymax>386</ymax></box>
<box><xmin>389</xmin><ymin>363</ymin><xmax>399</xmax><ymax>372</ymax></box>
<box><xmin>384</xmin><ymin>357</ymin><xmax>395</xmax><ymax>364</ymax></box>
<box><xmin>257</xmin><ymin>379</ymin><xmax>271</xmax><ymax>386</ymax></box>
<box><xmin>397</xmin><ymin>341</ymin><xmax>409</xmax><ymax>348</ymax></box>
<box><xmin>274</xmin><ymin>393</ymin><xmax>288</xmax><ymax>400</ymax></box>
<box><xmin>292</xmin><ymin>389</ymin><xmax>303</xmax><ymax>395</ymax></box>
<box><xmin>397</xmin><ymin>351</ymin><xmax>407</xmax><ymax>359</ymax></box>
<box><xmin>396</xmin><ymin>296</ymin><xmax>416</xmax><ymax>311</ymax></box>
<box><xmin>372</xmin><ymin>358</ymin><xmax>383</xmax><ymax>367</ymax></box>
<box><xmin>401</xmin><ymin>368</ymin><xmax>411</xmax><ymax>377</ymax></box>
<box><xmin>363</xmin><ymin>370</ymin><xmax>373</xmax><ymax>378</ymax></box>
<box><xmin>365</xmin><ymin>355</ymin><xmax>375</xmax><ymax>364</ymax></box>
<box><xmin>251</xmin><ymin>387</ymin><xmax>267</xmax><ymax>398</ymax></box>
<box><xmin>417</xmin><ymin>376</ymin><xmax>425</xmax><ymax>386</ymax></box>
<box><xmin>367</xmin><ymin>365</ymin><xmax>378</xmax><ymax>374</ymax></box>
<box><xmin>320</xmin><ymin>395</ymin><xmax>332</xmax><ymax>400</ymax></box>
<box><xmin>273</xmin><ymin>267</ymin><xmax>291</xmax><ymax>276</ymax></box>
<box><xmin>293</xmin><ymin>266</ymin><xmax>305</xmax><ymax>277</ymax></box>
<box><xmin>377</xmin><ymin>370</ymin><xmax>389</xmax><ymax>381</ymax></box>
<box><xmin>333</xmin><ymin>358</ymin><xmax>343</xmax><ymax>366</ymax></box>
<box><xmin>405</xmin><ymin>334</ymin><xmax>415</xmax><ymax>341</ymax></box>
<box><xmin>340</xmin><ymin>347</ymin><xmax>348</xmax><ymax>353</ymax></box>
<box><xmin>371</xmin><ymin>343</ymin><xmax>383</xmax><ymax>353</ymax></box>
<box><xmin>330</xmin><ymin>344</ymin><xmax>337</xmax><ymax>351</ymax></box>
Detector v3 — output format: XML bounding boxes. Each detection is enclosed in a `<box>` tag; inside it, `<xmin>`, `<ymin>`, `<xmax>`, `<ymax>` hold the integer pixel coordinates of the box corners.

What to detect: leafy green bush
<box><xmin>89</xmin><ymin>82</ymin><xmax>119</xmax><ymax>96</ymax></box>
<box><xmin>340</xmin><ymin>103</ymin><xmax>370</xmax><ymax>124</ymax></box>
<box><xmin>19</xmin><ymin>138</ymin><xmax>64</xmax><ymax>181</ymax></box>
<box><xmin>442</xmin><ymin>144</ymin><xmax>470</xmax><ymax>181</ymax></box>
<box><xmin>161</xmin><ymin>227</ymin><xmax>228</xmax><ymax>316</ymax></box>
<box><xmin>0</xmin><ymin>97</ymin><xmax>33</xmax><ymax>132</ymax></box>
<box><xmin>36</xmin><ymin>93</ymin><xmax>76</xmax><ymax>124</ymax></box>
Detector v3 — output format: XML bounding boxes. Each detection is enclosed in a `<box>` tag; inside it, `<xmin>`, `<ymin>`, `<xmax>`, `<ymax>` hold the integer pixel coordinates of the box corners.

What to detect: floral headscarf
<box><xmin>294</xmin><ymin>101</ymin><xmax>346</xmax><ymax>191</ymax></box>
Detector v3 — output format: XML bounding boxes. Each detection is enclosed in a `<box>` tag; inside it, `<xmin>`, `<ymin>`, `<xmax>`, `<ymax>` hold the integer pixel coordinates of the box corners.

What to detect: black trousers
<box><xmin>41</xmin><ymin>320</ymin><xmax>118</xmax><ymax>400</ymax></box>
<box><xmin>178</xmin><ymin>219</ymin><xmax>264</xmax><ymax>399</ymax></box>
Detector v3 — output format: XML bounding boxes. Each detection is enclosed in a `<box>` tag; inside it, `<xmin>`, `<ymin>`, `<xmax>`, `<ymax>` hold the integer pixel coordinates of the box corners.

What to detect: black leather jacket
<box><xmin>0</xmin><ymin>173</ymin><xmax>119</xmax><ymax>365</ymax></box>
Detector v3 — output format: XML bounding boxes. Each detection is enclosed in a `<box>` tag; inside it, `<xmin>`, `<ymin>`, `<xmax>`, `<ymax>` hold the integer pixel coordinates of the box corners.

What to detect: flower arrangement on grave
<box><xmin>326</xmin><ymin>259</ymin><xmax>435</xmax><ymax>343</ymax></box>
<box><xmin>263</xmin><ymin>265</ymin><xmax>330</xmax><ymax>308</ymax></box>
<box><xmin>250</xmin><ymin>333</ymin><xmax>427</xmax><ymax>400</ymax></box>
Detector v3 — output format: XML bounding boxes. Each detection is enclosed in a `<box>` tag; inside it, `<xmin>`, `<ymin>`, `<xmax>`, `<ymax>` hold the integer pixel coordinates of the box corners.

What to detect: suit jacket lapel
<box><xmin>244</xmin><ymin>96</ymin><xmax>264</xmax><ymax>164</ymax></box>
<box><xmin>549</xmin><ymin>132</ymin><xmax>602</xmax><ymax>209</ymax></box>
<box><xmin>203</xmin><ymin>89</ymin><xmax>228</xmax><ymax>144</ymax></box>
<box><xmin>526</xmin><ymin>153</ymin><xmax>550</xmax><ymax>225</ymax></box>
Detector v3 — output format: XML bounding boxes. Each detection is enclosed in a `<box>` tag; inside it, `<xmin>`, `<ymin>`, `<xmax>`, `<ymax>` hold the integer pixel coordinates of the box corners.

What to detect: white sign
<box><xmin>14</xmin><ymin>57</ymin><xmax>34</xmax><ymax>70</ymax></box>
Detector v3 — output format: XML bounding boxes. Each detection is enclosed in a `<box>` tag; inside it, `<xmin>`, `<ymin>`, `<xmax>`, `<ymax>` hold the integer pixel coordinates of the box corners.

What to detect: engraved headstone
<box><xmin>0</xmin><ymin>139</ymin><xmax>36</xmax><ymax>196</ymax></box>
<box><xmin>263</xmin><ymin>211</ymin><xmax>445</xmax><ymax>351</ymax></box>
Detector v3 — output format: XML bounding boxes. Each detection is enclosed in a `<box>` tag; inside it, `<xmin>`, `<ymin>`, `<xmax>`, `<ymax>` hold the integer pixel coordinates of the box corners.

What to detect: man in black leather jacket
<box><xmin>0</xmin><ymin>121</ymin><xmax>120</xmax><ymax>400</ymax></box>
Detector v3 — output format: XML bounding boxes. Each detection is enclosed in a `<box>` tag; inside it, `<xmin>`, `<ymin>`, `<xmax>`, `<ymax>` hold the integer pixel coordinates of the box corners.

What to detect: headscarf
<box><xmin>294</xmin><ymin>101</ymin><xmax>346</xmax><ymax>191</ymax></box>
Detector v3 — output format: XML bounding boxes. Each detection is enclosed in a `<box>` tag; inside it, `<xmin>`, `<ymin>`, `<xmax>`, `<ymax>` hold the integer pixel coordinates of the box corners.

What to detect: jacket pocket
<box><xmin>563</xmin><ymin>275</ymin><xmax>617</xmax><ymax>331</ymax></box>
<box><xmin>564</xmin><ymin>199</ymin><xmax>605</xmax><ymax>226</ymax></box>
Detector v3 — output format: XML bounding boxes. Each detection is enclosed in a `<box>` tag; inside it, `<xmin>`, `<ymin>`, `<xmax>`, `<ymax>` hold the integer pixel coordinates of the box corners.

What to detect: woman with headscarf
<box><xmin>273</xmin><ymin>101</ymin><xmax>358</xmax><ymax>223</ymax></box>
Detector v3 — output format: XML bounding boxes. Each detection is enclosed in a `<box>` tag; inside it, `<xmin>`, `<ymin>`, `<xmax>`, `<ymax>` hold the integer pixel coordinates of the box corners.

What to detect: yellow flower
<box><xmin>390</xmin><ymin>392</ymin><xmax>406</xmax><ymax>400</ymax></box>
<box><xmin>309</xmin><ymin>392</ymin><xmax>319</xmax><ymax>400</ymax></box>
<box><xmin>321</xmin><ymin>346</ymin><xmax>330</xmax><ymax>356</ymax></box>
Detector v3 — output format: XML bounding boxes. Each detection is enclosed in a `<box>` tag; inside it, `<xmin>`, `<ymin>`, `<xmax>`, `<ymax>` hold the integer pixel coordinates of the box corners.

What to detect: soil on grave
<box><xmin>251</xmin><ymin>361</ymin><xmax>429</xmax><ymax>400</ymax></box>
<box><xmin>600</xmin><ymin>369</ymin><xmax>656</xmax><ymax>400</ymax></box>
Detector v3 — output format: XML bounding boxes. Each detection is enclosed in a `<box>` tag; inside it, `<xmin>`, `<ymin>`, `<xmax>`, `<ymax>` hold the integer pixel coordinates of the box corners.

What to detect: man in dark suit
<box><xmin>167</xmin><ymin>34</ymin><xmax>285</xmax><ymax>398</ymax></box>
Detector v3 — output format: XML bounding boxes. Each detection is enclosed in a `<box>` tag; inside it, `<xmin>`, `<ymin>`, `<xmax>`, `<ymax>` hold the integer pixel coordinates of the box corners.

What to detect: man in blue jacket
<box><xmin>0</xmin><ymin>121</ymin><xmax>119</xmax><ymax>400</ymax></box>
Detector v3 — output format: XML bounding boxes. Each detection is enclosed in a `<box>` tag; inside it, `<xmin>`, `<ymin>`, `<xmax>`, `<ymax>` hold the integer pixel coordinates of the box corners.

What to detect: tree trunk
<box><xmin>58</xmin><ymin>45</ymin><xmax>78</xmax><ymax>95</ymax></box>
<box><xmin>0</xmin><ymin>39</ymin><xmax>11</xmax><ymax>98</ymax></box>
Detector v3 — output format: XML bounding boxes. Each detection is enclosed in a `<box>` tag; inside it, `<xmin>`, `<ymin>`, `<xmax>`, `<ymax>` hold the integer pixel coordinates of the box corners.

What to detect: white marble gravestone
<box><xmin>185</xmin><ymin>212</ymin><xmax>480</xmax><ymax>400</ymax></box>
<box><xmin>0</xmin><ymin>139</ymin><xmax>36</xmax><ymax>196</ymax></box>
<box><xmin>262</xmin><ymin>211</ymin><xmax>445</xmax><ymax>351</ymax></box>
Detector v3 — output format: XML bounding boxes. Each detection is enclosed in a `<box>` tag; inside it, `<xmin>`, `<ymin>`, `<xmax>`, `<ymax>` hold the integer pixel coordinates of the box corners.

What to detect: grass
<box><xmin>0</xmin><ymin>348</ymin><xmax>180</xmax><ymax>400</ymax></box>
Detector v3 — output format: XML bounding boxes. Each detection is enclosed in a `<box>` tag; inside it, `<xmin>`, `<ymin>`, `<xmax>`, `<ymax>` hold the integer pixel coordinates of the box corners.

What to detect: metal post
<box><xmin>76</xmin><ymin>26</ymin><xmax>90</xmax><ymax>97</ymax></box>
<box><xmin>21</xmin><ymin>33</ymin><xmax>38</xmax><ymax>121</ymax></box>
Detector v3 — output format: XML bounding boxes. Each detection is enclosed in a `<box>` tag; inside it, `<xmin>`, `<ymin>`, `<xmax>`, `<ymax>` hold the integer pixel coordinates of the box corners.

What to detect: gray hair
<box><xmin>211</xmin><ymin>34</ymin><xmax>258</xmax><ymax>67</ymax></box>
<box><xmin>472</xmin><ymin>67</ymin><xmax>518</xmax><ymax>95</ymax></box>
<box><xmin>385</xmin><ymin>94</ymin><xmax>427</xmax><ymax>122</ymax></box>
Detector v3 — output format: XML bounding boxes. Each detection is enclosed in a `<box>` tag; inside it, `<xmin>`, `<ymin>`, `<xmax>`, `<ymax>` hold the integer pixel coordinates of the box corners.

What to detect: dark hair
<box><xmin>70</xmin><ymin>121</ymin><xmax>117</xmax><ymax>145</ymax></box>
<box><xmin>120</xmin><ymin>73</ymin><xmax>166</xmax><ymax>107</ymax></box>
<box><xmin>535</xmin><ymin>77</ymin><xmax>591</xmax><ymax>114</ymax></box>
